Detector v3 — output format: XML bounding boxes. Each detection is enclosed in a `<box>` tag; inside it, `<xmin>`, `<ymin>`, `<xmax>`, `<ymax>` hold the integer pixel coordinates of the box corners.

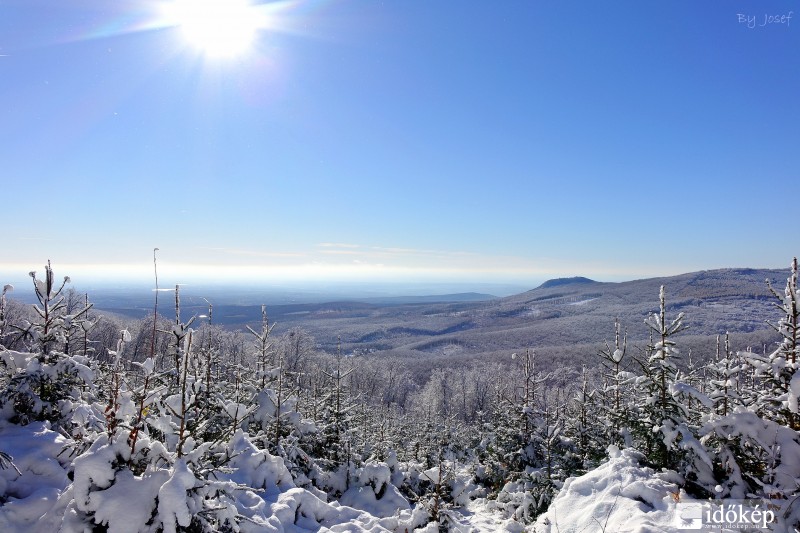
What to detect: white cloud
<box><xmin>316</xmin><ymin>242</ymin><xmax>361</xmax><ymax>249</ymax></box>
<box><xmin>0</xmin><ymin>241</ymin><xmax>715</xmax><ymax>286</ymax></box>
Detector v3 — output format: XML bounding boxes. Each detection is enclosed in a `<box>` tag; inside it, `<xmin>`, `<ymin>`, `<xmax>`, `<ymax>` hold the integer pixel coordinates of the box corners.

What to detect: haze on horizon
<box><xmin>1</xmin><ymin>1</ymin><xmax>797</xmax><ymax>289</ymax></box>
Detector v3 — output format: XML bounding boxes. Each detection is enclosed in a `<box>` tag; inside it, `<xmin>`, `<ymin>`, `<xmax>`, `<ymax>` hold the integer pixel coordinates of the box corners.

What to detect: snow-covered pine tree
<box><xmin>477</xmin><ymin>355</ymin><xmax>530</xmax><ymax>492</ymax></box>
<box><xmin>628</xmin><ymin>286</ymin><xmax>720</xmax><ymax>499</ymax></box>
<box><xmin>23</xmin><ymin>261</ymin><xmax>92</xmax><ymax>359</ymax></box>
<box><xmin>692</xmin><ymin>258</ymin><xmax>800</xmax><ymax>527</ymax></box>
<box><xmin>530</xmin><ymin>385</ymin><xmax>567</xmax><ymax>510</ymax></box>
<box><xmin>0</xmin><ymin>262</ymin><xmax>95</xmax><ymax>427</ymax></box>
<box><xmin>61</xmin><ymin>288</ymin><xmax>95</xmax><ymax>356</ymax></box>
<box><xmin>245</xmin><ymin>304</ymin><xmax>303</xmax><ymax>454</ymax></box>
<box><xmin>249</xmin><ymin>345</ymin><xmax>308</xmax><ymax>458</ymax></box>
<box><xmin>596</xmin><ymin>318</ymin><xmax>633</xmax><ymax>448</ymax></box>
<box><xmin>632</xmin><ymin>285</ymin><xmax>690</xmax><ymax>470</ymax></box>
<box><xmin>753</xmin><ymin>257</ymin><xmax>800</xmax><ymax>429</ymax></box>
<box><xmin>0</xmin><ymin>284</ymin><xmax>13</xmax><ymax>348</ymax></box>
<box><xmin>302</xmin><ymin>339</ymin><xmax>361</xmax><ymax>497</ymax></box>
<box><xmin>492</xmin><ymin>381</ymin><xmax>567</xmax><ymax>523</ymax></box>
<box><xmin>60</xmin><ymin>283</ymin><xmax>308</xmax><ymax>532</ymax></box>
<box><xmin>563</xmin><ymin>365</ymin><xmax>605</xmax><ymax>473</ymax></box>
<box><xmin>706</xmin><ymin>333</ymin><xmax>745</xmax><ymax>417</ymax></box>
<box><xmin>246</xmin><ymin>304</ymin><xmax>276</xmax><ymax>387</ymax></box>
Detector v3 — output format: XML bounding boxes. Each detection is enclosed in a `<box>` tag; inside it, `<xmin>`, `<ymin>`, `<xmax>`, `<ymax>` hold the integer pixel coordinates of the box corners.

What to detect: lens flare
<box><xmin>163</xmin><ymin>0</ymin><xmax>261</xmax><ymax>58</ymax></box>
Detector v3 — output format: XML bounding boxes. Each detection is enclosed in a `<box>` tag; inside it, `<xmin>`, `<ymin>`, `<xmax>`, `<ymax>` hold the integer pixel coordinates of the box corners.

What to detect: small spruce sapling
<box><xmin>21</xmin><ymin>261</ymin><xmax>91</xmax><ymax>358</ymax></box>
<box><xmin>0</xmin><ymin>284</ymin><xmax>13</xmax><ymax>347</ymax></box>
<box><xmin>246</xmin><ymin>305</ymin><xmax>276</xmax><ymax>387</ymax></box>
<box><xmin>0</xmin><ymin>262</ymin><xmax>95</xmax><ymax>426</ymax></box>
<box><xmin>633</xmin><ymin>285</ymin><xmax>689</xmax><ymax>469</ymax></box>
<box><xmin>707</xmin><ymin>333</ymin><xmax>744</xmax><ymax>417</ymax></box>
<box><xmin>757</xmin><ymin>257</ymin><xmax>800</xmax><ymax>428</ymax></box>
<box><xmin>597</xmin><ymin>318</ymin><xmax>630</xmax><ymax>447</ymax></box>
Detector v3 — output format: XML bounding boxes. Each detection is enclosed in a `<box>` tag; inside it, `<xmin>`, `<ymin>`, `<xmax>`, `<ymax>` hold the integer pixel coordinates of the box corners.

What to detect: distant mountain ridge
<box><xmin>256</xmin><ymin>266</ymin><xmax>788</xmax><ymax>363</ymax></box>
<box><xmin>344</xmin><ymin>292</ymin><xmax>496</xmax><ymax>305</ymax></box>
<box><xmin>87</xmin><ymin>266</ymin><xmax>791</xmax><ymax>370</ymax></box>
<box><xmin>537</xmin><ymin>276</ymin><xmax>597</xmax><ymax>289</ymax></box>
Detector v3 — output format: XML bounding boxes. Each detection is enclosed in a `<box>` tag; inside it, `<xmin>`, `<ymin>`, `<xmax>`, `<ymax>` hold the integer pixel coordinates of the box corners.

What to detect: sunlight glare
<box><xmin>165</xmin><ymin>0</ymin><xmax>261</xmax><ymax>58</ymax></box>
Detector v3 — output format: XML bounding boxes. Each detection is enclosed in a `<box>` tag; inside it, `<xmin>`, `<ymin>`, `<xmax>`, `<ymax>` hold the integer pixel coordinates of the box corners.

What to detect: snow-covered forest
<box><xmin>1</xmin><ymin>258</ymin><xmax>799</xmax><ymax>532</ymax></box>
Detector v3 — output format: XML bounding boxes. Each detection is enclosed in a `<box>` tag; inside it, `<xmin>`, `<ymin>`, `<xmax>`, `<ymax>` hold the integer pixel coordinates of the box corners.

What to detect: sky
<box><xmin>1</xmin><ymin>0</ymin><xmax>798</xmax><ymax>290</ymax></box>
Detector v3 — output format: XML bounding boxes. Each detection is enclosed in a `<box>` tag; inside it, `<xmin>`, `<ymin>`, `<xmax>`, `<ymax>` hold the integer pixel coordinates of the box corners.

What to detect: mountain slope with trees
<box><xmin>172</xmin><ymin>267</ymin><xmax>782</xmax><ymax>375</ymax></box>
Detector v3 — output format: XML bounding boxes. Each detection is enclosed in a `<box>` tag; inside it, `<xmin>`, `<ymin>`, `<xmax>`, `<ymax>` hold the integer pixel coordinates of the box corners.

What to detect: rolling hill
<box><xmin>138</xmin><ymin>267</ymin><xmax>790</xmax><ymax>372</ymax></box>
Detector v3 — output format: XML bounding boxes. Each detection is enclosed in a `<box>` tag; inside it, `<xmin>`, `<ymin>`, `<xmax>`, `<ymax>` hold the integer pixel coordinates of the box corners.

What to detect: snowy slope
<box><xmin>0</xmin><ymin>421</ymin><xmax>71</xmax><ymax>532</ymax></box>
<box><xmin>0</xmin><ymin>421</ymin><xmax>785</xmax><ymax>533</ymax></box>
<box><xmin>0</xmin><ymin>421</ymin><xmax>410</xmax><ymax>532</ymax></box>
<box><xmin>533</xmin><ymin>446</ymin><xmax>690</xmax><ymax>533</ymax></box>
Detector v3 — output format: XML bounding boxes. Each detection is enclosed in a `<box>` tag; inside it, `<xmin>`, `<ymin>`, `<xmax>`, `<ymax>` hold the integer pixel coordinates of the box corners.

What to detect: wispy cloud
<box><xmin>0</xmin><ymin>240</ymin><xmax>701</xmax><ymax>287</ymax></box>
<box><xmin>370</xmin><ymin>246</ymin><xmax>476</xmax><ymax>257</ymax></box>
<box><xmin>318</xmin><ymin>250</ymin><xmax>361</xmax><ymax>256</ymax></box>
<box><xmin>317</xmin><ymin>243</ymin><xmax>361</xmax><ymax>249</ymax></box>
<box><xmin>313</xmin><ymin>243</ymin><xmax>478</xmax><ymax>261</ymax></box>
<box><xmin>200</xmin><ymin>247</ymin><xmax>306</xmax><ymax>259</ymax></box>
<box><xmin>16</xmin><ymin>236</ymin><xmax>54</xmax><ymax>241</ymax></box>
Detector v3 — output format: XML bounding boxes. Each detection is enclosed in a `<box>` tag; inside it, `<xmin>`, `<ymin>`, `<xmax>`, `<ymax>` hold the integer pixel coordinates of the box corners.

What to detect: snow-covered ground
<box><xmin>0</xmin><ymin>420</ymin><xmax>400</xmax><ymax>533</ymax></box>
<box><xmin>568</xmin><ymin>298</ymin><xmax>598</xmax><ymax>306</ymax></box>
<box><xmin>406</xmin><ymin>445</ymin><xmax>712</xmax><ymax>533</ymax></box>
<box><xmin>1</xmin><ymin>420</ymin><xmax>711</xmax><ymax>533</ymax></box>
<box><xmin>0</xmin><ymin>421</ymin><xmax>70</xmax><ymax>532</ymax></box>
<box><xmin>533</xmin><ymin>446</ymin><xmax>689</xmax><ymax>533</ymax></box>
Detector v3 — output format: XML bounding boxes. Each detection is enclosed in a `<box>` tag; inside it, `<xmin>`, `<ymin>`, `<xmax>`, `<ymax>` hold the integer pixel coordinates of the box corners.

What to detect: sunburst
<box><xmin>162</xmin><ymin>0</ymin><xmax>263</xmax><ymax>58</ymax></box>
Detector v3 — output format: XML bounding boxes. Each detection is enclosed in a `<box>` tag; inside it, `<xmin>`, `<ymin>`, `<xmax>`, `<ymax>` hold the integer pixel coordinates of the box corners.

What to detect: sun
<box><xmin>163</xmin><ymin>0</ymin><xmax>261</xmax><ymax>58</ymax></box>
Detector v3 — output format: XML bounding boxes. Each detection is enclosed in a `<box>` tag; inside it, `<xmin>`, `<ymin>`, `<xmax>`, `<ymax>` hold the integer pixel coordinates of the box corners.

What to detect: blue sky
<box><xmin>1</xmin><ymin>0</ymin><xmax>798</xmax><ymax>288</ymax></box>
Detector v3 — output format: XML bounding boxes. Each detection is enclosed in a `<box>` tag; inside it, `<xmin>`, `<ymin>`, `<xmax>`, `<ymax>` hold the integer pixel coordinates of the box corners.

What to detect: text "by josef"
<box><xmin>737</xmin><ymin>12</ymin><xmax>793</xmax><ymax>29</ymax></box>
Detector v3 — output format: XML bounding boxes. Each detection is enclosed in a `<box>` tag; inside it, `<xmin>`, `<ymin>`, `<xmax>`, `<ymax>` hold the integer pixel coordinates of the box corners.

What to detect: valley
<box><xmin>93</xmin><ymin>267</ymin><xmax>786</xmax><ymax>372</ymax></box>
